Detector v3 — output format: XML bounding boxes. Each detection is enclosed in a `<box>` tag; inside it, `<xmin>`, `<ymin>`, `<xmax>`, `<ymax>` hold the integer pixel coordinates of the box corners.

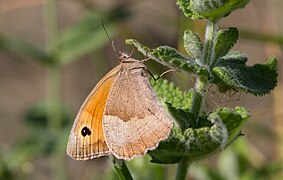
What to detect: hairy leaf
<box><xmin>212</xmin><ymin>56</ymin><xmax>278</xmax><ymax>96</ymax></box>
<box><xmin>151</xmin><ymin>78</ymin><xmax>207</xmax><ymax>130</ymax></box>
<box><xmin>166</xmin><ymin>104</ymin><xmax>196</xmax><ymax>131</ymax></box>
<box><xmin>218</xmin><ymin>51</ymin><xmax>247</xmax><ymax>65</ymax></box>
<box><xmin>177</xmin><ymin>0</ymin><xmax>250</xmax><ymax>21</ymax></box>
<box><xmin>126</xmin><ymin>39</ymin><xmax>209</xmax><ymax>76</ymax></box>
<box><xmin>151</xmin><ymin>78</ymin><xmax>193</xmax><ymax>110</ymax></box>
<box><xmin>212</xmin><ymin>28</ymin><xmax>239</xmax><ymax>65</ymax></box>
<box><xmin>149</xmin><ymin>107</ymin><xmax>250</xmax><ymax>164</ymax></box>
<box><xmin>183</xmin><ymin>30</ymin><xmax>203</xmax><ymax>60</ymax></box>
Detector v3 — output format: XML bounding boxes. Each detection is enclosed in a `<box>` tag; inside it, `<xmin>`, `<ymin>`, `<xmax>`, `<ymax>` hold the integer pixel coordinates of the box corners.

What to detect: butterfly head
<box><xmin>118</xmin><ymin>52</ymin><xmax>130</xmax><ymax>62</ymax></box>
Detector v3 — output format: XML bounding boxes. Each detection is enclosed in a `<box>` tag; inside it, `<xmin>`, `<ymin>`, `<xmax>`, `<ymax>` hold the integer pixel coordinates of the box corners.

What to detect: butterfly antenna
<box><xmin>101</xmin><ymin>19</ymin><xmax>119</xmax><ymax>58</ymax></box>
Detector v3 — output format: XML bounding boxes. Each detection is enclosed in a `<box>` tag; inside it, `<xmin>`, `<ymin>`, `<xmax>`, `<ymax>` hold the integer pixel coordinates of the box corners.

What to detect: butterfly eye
<box><xmin>81</xmin><ymin>127</ymin><xmax>91</xmax><ymax>137</ymax></box>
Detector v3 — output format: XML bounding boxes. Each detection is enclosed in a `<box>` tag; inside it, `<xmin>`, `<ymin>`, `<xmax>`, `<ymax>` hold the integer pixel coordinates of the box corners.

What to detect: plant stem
<box><xmin>177</xmin><ymin>21</ymin><xmax>212</xmax><ymax>179</ymax></box>
<box><xmin>175</xmin><ymin>158</ymin><xmax>191</xmax><ymax>180</ymax></box>
<box><xmin>112</xmin><ymin>157</ymin><xmax>133</xmax><ymax>180</ymax></box>
<box><xmin>190</xmin><ymin>76</ymin><xmax>207</xmax><ymax>125</ymax></box>
<box><xmin>202</xmin><ymin>20</ymin><xmax>217</xmax><ymax>66</ymax></box>
<box><xmin>44</xmin><ymin>1</ymin><xmax>65</xmax><ymax>180</ymax></box>
<box><xmin>177</xmin><ymin>76</ymin><xmax>207</xmax><ymax>180</ymax></box>
<box><xmin>47</xmin><ymin>66</ymin><xmax>62</xmax><ymax>131</ymax></box>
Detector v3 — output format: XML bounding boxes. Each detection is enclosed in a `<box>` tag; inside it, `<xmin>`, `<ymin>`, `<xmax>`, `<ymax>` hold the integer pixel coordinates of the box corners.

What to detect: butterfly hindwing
<box><xmin>103</xmin><ymin>60</ymin><xmax>173</xmax><ymax>160</ymax></box>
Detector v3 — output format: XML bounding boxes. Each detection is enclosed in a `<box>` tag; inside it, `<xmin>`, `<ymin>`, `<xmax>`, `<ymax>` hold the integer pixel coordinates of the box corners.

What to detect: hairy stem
<box><xmin>175</xmin><ymin>76</ymin><xmax>207</xmax><ymax>179</ymax></box>
<box><xmin>202</xmin><ymin>20</ymin><xmax>218</xmax><ymax>66</ymax></box>
<box><xmin>113</xmin><ymin>158</ymin><xmax>133</xmax><ymax>180</ymax></box>
<box><xmin>177</xmin><ymin>21</ymin><xmax>212</xmax><ymax>179</ymax></box>
<box><xmin>190</xmin><ymin>76</ymin><xmax>207</xmax><ymax>124</ymax></box>
<box><xmin>175</xmin><ymin>158</ymin><xmax>191</xmax><ymax>180</ymax></box>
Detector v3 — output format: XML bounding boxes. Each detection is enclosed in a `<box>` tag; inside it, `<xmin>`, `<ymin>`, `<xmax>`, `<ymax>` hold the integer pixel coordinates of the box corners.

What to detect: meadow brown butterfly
<box><xmin>66</xmin><ymin>53</ymin><xmax>173</xmax><ymax>160</ymax></box>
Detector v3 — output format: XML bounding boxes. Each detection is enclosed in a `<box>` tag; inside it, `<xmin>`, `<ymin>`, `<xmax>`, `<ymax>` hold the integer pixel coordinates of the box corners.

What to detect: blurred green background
<box><xmin>0</xmin><ymin>0</ymin><xmax>282</xmax><ymax>179</ymax></box>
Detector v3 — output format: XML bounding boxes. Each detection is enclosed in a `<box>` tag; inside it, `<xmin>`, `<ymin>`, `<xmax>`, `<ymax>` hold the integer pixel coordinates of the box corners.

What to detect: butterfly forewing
<box><xmin>67</xmin><ymin>66</ymin><xmax>120</xmax><ymax>160</ymax></box>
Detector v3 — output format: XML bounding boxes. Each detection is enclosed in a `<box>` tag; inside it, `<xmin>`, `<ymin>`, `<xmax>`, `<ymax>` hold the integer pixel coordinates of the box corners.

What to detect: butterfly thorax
<box><xmin>119</xmin><ymin>55</ymin><xmax>147</xmax><ymax>76</ymax></box>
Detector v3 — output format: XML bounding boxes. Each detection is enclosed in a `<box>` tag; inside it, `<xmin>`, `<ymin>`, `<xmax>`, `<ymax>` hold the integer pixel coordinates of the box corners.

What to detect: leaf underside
<box><xmin>149</xmin><ymin>106</ymin><xmax>250</xmax><ymax>164</ymax></box>
<box><xmin>128</xmin><ymin>38</ymin><xmax>278</xmax><ymax>96</ymax></box>
<box><xmin>126</xmin><ymin>39</ymin><xmax>209</xmax><ymax>77</ymax></box>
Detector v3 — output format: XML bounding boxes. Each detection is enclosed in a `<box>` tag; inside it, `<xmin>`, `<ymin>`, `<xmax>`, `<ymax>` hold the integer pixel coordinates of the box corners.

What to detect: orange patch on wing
<box><xmin>67</xmin><ymin>66</ymin><xmax>120</xmax><ymax>160</ymax></box>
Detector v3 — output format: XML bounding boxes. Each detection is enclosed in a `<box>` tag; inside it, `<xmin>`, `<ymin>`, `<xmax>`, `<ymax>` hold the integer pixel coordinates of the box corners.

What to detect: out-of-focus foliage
<box><xmin>190</xmin><ymin>139</ymin><xmax>283</xmax><ymax>180</ymax></box>
<box><xmin>0</xmin><ymin>2</ymin><xmax>132</xmax><ymax>180</ymax></box>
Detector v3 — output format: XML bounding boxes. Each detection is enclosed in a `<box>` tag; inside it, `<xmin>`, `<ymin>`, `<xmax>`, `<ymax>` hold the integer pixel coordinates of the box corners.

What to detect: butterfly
<box><xmin>66</xmin><ymin>53</ymin><xmax>173</xmax><ymax>160</ymax></box>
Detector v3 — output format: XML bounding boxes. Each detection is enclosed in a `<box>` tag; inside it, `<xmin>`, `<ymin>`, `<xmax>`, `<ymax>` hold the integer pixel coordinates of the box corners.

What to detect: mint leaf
<box><xmin>166</xmin><ymin>104</ymin><xmax>197</xmax><ymax>131</ymax></box>
<box><xmin>177</xmin><ymin>0</ymin><xmax>250</xmax><ymax>21</ymax></box>
<box><xmin>126</xmin><ymin>39</ymin><xmax>209</xmax><ymax>76</ymax></box>
<box><xmin>149</xmin><ymin>107</ymin><xmax>250</xmax><ymax>164</ymax></box>
<box><xmin>218</xmin><ymin>51</ymin><xmax>247</xmax><ymax>65</ymax></box>
<box><xmin>151</xmin><ymin>78</ymin><xmax>193</xmax><ymax>110</ymax></box>
<box><xmin>184</xmin><ymin>30</ymin><xmax>203</xmax><ymax>60</ymax></box>
<box><xmin>212</xmin><ymin>56</ymin><xmax>278</xmax><ymax>96</ymax></box>
<box><xmin>212</xmin><ymin>27</ymin><xmax>239</xmax><ymax>65</ymax></box>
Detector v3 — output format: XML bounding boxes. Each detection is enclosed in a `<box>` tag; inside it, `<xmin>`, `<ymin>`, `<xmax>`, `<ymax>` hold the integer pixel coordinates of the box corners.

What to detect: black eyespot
<box><xmin>81</xmin><ymin>127</ymin><xmax>91</xmax><ymax>137</ymax></box>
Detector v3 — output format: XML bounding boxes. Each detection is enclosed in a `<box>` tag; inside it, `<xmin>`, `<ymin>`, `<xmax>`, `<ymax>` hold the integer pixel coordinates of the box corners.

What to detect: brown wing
<box><xmin>66</xmin><ymin>66</ymin><xmax>120</xmax><ymax>160</ymax></box>
<box><xmin>103</xmin><ymin>66</ymin><xmax>173</xmax><ymax>160</ymax></box>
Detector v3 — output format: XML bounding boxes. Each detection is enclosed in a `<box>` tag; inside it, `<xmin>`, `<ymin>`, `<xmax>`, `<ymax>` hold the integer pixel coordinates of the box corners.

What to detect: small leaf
<box><xmin>183</xmin><ymin>30</ymin><xmax>203</xmax><ymax>60</ymax></box>
<box><xmin>151</xmin><ymin>78</ymin><xmax>196</xmax><ymax>130</ymax></box>
<box><xmin>218</xmin><ymin>51</ymin><xmax>247</xmax><ymax>65</ymax></box>
<box><xmin>126</xmin><ymin>39</ymin><xmax>209</xmax><ymax>76</ymax></box>
<box><xmin>149</xmin><ymin>107</ymin><xmax>249</xmax><ymax>164</ymax></box>
<box><xmin>151</xmin><ymin>78</ymin><xmax>193</xmax><ymax>110</ymax></box>
<box><xmin>212</xmin><ymin>56</ymin><xmax>278</xmax><ymax>96</ymax></box>
<box><xmin>177</xmin><ymin>0</ymin><xmax>250</xmax><ymax>21</ymax></box>
<box><xmin>166</xmin><ymin>103</ymin><xmax>196</xmax><ymax>131</ymax></box>
<box><xmin>213</xmin><ymin>28</ymin><xmax>239</xmax><ymax>64</ymax></box>
<box><xmin>217</xmin><ymin>107</ymin><xmax>250</xmax><ymax>142</ymax></box>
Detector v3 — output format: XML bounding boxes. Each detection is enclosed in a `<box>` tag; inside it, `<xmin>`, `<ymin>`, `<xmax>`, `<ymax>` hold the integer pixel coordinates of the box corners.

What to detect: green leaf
<box><xmin>0</xmin><ymin>33</ymin><xmax>54</xmax><ymax>65</ymax></box>
<box><xmin>126</xmin><ymin>39</ymin><xmax>209</xmax><ymax>76</ymax></box>
<box><xmin>177</xmin><ymin>0</ymin><xmax>250</xmax><ymax>21</ymax></box>
<box><xmin>149</xmin><ymin>126</ymin><xmax>187</xmax><ymax>164</ymax></box>
<box><xmin>151</xmin><ymin>78</ymin><xmax>193</xmax><ymax>110</ymax></box>
<box><xmin>213</xmin><ymin>28</ymin><xmax>239</xmax><ymax>64</ymax></box>
<box><xmin>213</xmin><ymin>107</ymin><xmax>249</xmax><ymax>143</ymax></box>
<box><xmin>183</xmin><ymin>30</ymin><xmax>203</xmax><ymax>60</ymax></box>
<box><xmin>166</xmin><ymin>103</ymin><xmax>196</xmax><ymax>131</ymax></box>
<box><xmin>212</xmin><ymin>56</ymin><xmax>278</xmax><ymax>96</ymax></box>
<box><xmin>219</xmin><ymin>51</ymin><xmax>247</xmax><ymax>65</ymax></box>
<box><xmin>151</xmin><ymin>78</ymin><xmax>197</xmax><ymax>130</ymax></box>
<box><xmin>149</xmin><ymin>107</ymin><xmax>250</xmax><ymax>164</ymax></box>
